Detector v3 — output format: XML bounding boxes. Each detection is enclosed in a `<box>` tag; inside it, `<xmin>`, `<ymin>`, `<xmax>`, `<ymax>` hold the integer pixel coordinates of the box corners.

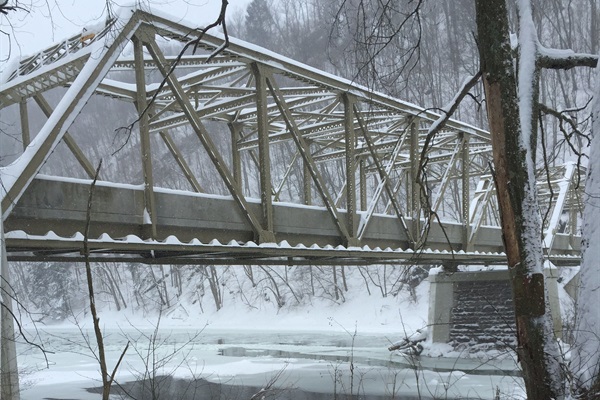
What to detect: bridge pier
<box><xmin>428</xmin><ymin>266</ymin><xmax>562</xmax><ymax>349</ymax></box>
<box><xmin>1</xmin><ymin>206</ymin><xmax>20</xmax><ymax>400</ymax></box>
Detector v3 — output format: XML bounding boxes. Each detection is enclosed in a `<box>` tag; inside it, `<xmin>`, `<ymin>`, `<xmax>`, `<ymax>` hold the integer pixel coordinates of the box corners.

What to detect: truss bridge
<box><xmin>0</xmin><ymin>9</ymin><xmax>584</xmax><ymax>267</ymax></box>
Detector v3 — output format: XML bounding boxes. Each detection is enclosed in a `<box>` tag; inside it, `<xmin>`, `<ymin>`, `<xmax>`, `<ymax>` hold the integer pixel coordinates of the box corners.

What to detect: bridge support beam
<box><xmin>461</xmin><ymin>133</ymin><xmax>471</xmax><ymax>250</ymax></box>
<box><xmin>33</xmin><ymin>94</ymin><xmax>98</xmax><ymax>180</ymax></box>
<box><xmin>134</xmin><ymin>35</ymin><xmax>158</xmax><ymax>239</ymax></box>
<box><xmin>354</xmin><ymin>106</ymin><xmax>412</xmax><ymax>244</ymax></box>
<box><xmin>252</xmin><ymin>63</ymin><xmax>275</xmax><ymax>239</ymax></box>
<box><xmin>1</xmin><ymin>207</ymin><xmax>20</xmax><ymax>400</ymax></box>
<box><xmin>142</xmin><ymin>31</ymin><xmax>271</xmax><ymax>243</ymax></box>
<box><xmin>303</xmin><ymin>162</ymin><xmax>312</xmax><ymax>206</ymax></box>
<box><xmin>359</xmin><ymin>159</ymin><xmax>367</xmax><ymax>211</ymax></box>
<box><xmin>409</xmin><ymin>120</ymin><xmax>421</xmax><ymax>247</ymax></box>
<box><xmin>343</xmin><ymin>93</ymin><xmax>358</xmax><ymax>246</ymax></box>
<box><xmin>265</xmin><ymin>72</ymin><xmax>352</xmax><ymax>246</ymax></box>
<box><xmin>229</xmin><ymin>122</ymin><xmax>243</xmax><ymax>193</ymax></box>
<box><xmin>159</xmin><ymin>127</ymin><xmax>204</xmax><ymax>193</ymax></box>
<box><xmin>19</xmin><ymin>99</ymin><xmax>30</xmax><ymax>149</ymax></box>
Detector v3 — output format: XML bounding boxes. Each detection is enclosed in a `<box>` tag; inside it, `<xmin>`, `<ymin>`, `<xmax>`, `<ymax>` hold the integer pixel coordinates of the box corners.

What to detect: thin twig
<box><xmin>83</xmin><ymin>160</ymin><xmax>129</xmax><ymax>399</ymax></box>
<box><xmin>0</xmin><ymin>301</ymin><xmax>53</xmax><ymax>367</ymax></box>
<box><xmin>538</xmin><ymin>114</ymin><xmax>555</xmax><ymax>234</ymax></box>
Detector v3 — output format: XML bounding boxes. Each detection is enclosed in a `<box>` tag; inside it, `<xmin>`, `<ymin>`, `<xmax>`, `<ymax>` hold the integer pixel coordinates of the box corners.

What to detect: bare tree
<box><xmin>83</xmin><ymin>162</ymin><xmax>129</xmax><ymax>400</ymax></box>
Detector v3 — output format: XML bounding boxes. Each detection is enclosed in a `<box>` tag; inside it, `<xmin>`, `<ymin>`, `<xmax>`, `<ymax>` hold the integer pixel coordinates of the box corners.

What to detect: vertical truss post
<box><xmin>405</xmin><ymin>170</ymin><xmax>411</xmax><ymax>216</ymax></box>
<box><xmin>359</xmin><ymin>158</ymin><xmax>367</xmax><ymax>211</ymax></box>
<box><xmin>1</xmin><ymin>205</ymin><xmax>20</xmax><ymax>400</ymax></box>
<box><xmin>133</xmin><ymin>35</ymin><xmax>157</xmax><ymax>239</ymax></box>
<box><xmin>229</xmin><ymin>122</ymin><xmax>243</xmax><ymax>193</ymax></box>
<box><xmin>409</xmin><ymin>120</ymin><xmax>421</xmax><ymax>247</ymax></box>
<box><xmin>303</xmin><ymin>160</ymin><xmax>312</xmax><ymax>205</ymax></box>
<box><xmin>343</xmin><ymin>93</ymin><xmax>358</xmax><ymax>245</ymax></box>
<box><xmin>19</xmin><ymin>99</ymin><xmax>30</xmax><ymax>150</ymax></box>
<box><xmin>251</xmin><ymin>63</ymin><xmax>275</xmax><ymax>238</ymax></box>
<box><xmin>569</xmin><ymin>185</ymin><xmax>578</xmax><ymax>248</ymax></box>
<box><xmin>461</xmin><ymin>133</ymin><xmax>471</xmax><ymax>250</ymax></box>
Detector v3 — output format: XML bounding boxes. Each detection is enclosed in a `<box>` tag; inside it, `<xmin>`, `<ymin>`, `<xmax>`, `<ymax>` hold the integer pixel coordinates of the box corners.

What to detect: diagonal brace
<box><xmin>355</xmin><ymin>108</ymin><xmax>413</xmax><ymax>244</ymax></box>
<box><xmin>264</xmin><ymin>71</ymin><xmax>353</xmax><ymax>245</ymax></box>
<box><xmin>142</xmin><ymin>32</ymin><xmax>273</xmax><ymax>243</ymax></box>
<box><xmin>34</xmin><ymin>94</ymin><xmax>98</xmax><ymax>179</ymax></box>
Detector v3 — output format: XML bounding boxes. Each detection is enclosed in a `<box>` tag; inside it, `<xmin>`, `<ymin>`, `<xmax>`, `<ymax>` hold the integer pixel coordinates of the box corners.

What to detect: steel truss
<box><xmin>0</xmin><ymin>10</ymin><xmax>584</xmax><ymax>266</ymax></box>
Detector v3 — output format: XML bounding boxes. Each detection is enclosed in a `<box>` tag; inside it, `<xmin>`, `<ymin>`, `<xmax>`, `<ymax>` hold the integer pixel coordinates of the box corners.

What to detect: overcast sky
<box><xmin>0</xmin><ymin>0</ymin><xmax>251</xmax><ymax>69</ymax></box>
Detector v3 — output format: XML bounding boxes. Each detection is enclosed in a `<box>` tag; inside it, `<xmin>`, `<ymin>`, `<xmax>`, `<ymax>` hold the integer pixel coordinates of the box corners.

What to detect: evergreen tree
<box><xmin>244</xmin><ymin>0</ymin><xmax>276</xmax><ymax>49</ymax></box>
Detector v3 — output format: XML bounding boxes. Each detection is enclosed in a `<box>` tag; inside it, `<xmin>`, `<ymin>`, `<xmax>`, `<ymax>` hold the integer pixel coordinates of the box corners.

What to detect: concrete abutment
<box><xmin>428</xmin><ymin>266</ymin><xmax>562</xmax><ymax>350</ymax></box>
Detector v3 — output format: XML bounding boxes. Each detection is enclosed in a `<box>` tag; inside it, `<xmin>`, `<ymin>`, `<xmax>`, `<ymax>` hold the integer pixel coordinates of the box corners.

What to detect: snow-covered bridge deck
<box><xmin>1</xmin><ymin>9</ymin><xmax>584</xmax><ymax>266</ymax></box>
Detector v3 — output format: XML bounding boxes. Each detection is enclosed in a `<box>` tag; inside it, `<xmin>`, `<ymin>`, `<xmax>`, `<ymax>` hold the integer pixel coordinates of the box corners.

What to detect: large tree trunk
<box><xmin>474</xmin><ymin>0</ymin><xmax>564</xmax><ymax>398</ymax></box>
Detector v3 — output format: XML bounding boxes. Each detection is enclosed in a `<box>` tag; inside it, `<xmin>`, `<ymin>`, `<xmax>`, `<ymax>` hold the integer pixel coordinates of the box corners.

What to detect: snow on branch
<box><xmin>0</xmin><ymin>0</ymin><xmax>18</xmax><ymax>15</ymax></box>
<box><xmin>537</xmin><ymin>46</ymin><xmax>598</xmax><ymax>70</ymax></box>
<box><xmin>539</xmin><ymin>101</ymin><xmax>592</xmax><ymax>145</ymax></box>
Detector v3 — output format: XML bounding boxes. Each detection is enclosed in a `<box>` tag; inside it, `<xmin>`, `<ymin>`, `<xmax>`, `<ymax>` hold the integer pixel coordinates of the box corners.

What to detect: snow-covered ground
<box><xmin>17</xmin><ymin>280</ymin><xmax>527</xmax><ymax>400</ymax></box>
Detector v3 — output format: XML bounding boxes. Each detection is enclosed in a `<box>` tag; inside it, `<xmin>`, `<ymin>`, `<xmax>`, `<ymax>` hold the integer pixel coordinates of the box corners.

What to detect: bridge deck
<box><xmin>5</xmin><ymin>176</ymin><xmax>580</xmax><ymax>266</ymax></box>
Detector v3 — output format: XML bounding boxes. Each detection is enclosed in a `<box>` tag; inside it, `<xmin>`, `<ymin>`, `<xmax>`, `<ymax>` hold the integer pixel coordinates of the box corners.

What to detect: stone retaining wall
<box><xmin>450</xmin><ymin>277</ymin><xmax>516</xmax><ymax>350</ymax></box>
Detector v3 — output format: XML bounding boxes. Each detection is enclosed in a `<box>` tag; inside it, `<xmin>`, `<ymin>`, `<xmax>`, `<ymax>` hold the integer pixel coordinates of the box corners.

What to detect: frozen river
<box><xmin>17</xmin><ymin>326</ymin><xmax>525</xmax><ymax>399</ymax></box>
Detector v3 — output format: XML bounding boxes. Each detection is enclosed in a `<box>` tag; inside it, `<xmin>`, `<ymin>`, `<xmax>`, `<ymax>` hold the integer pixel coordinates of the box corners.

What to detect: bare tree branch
<box><xmin>329</xmin><ymin>0</ymin><xmax>424</xmax><ymax>93</ymax></box>
<box><xmin>418</xmin><ymin>70</ymin><xmax>483</xmax><ymax>162</ymax></box>
<box><xmin>82</xmin><ymin>159</ymin><xmax>129</xmax><ymax>399</ymax></box>
<box><xmin>539</xmin><ymin>101</ymin><xmax>591</xmax><ymax>188</ymax></box>
<box><xmin>0</xmin><ymin>300</ymin><xmax>53</xmax><ymax>368</ymax></box>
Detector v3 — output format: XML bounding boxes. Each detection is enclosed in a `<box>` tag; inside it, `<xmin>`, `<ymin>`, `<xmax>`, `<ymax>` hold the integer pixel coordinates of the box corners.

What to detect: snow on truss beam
<box><xmin>0</xmin><ymin>20</ymin><xmax>116</xmax><ymax>109</ymax></box>
<box><xmin>135</xmin><ymin>10</ymin><xmax>489</xmax><ymax>139</ymax></box>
